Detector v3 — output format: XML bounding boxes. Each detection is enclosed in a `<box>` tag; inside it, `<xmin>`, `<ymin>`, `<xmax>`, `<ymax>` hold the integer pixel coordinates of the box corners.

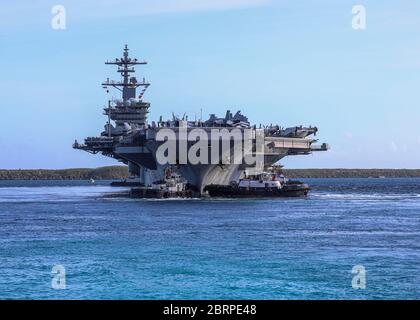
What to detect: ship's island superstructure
<box><xmin>73</xmin><ymin>46</ymin><xmax>328</xmax><ymax>194</ymax></box>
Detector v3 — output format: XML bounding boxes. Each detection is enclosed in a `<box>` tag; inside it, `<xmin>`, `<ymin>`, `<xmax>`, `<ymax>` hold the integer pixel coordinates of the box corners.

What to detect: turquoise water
<box><xmin>0</xmin><ymin>178</ymin><xmax>419</xmax><ymax>299</ymax></box>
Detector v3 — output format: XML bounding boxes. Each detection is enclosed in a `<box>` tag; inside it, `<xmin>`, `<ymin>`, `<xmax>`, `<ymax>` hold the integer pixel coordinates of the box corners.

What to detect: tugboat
<box><xmin>130</xmin><ymin>168</ymin><xmax>195</xmax><ymax>198</ymax></box>
<box><xmin>204</xmin><ymin>172</ymin><xmax>309</xmax><ymax>198</ymax></box>
<box><xmin>110</xmin><ymin>176</ymin><xmax>144</xmax><ymax>187</ymax></box>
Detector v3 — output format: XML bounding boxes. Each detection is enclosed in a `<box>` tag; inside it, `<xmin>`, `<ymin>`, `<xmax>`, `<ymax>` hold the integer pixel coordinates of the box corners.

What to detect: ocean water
<box><xmin>0</xmin><ymin>178</ymin><xmax>419</xmax><ymax>300</ymax></box>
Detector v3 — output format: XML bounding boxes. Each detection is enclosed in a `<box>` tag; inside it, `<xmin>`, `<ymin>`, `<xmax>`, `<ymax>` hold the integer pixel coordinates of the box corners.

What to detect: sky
<box><xmin>0</xmin><ymin>0</ymin><xmax>419</xmax><ymax>169</ymax></box>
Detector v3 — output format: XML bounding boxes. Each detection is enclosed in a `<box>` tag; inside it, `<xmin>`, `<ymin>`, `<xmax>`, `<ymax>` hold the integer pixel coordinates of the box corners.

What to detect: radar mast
<box><xmin>102</xmin><ymin>44</ymin><xmax>150</xmax><ymax>101</ymax></box>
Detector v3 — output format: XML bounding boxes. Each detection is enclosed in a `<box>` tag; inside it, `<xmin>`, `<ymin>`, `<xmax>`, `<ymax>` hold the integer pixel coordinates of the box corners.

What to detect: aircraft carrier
<box><xmin>73</xmin><ymin>46</ymin><xmax>328</xmax><ymax>194</ymax></box>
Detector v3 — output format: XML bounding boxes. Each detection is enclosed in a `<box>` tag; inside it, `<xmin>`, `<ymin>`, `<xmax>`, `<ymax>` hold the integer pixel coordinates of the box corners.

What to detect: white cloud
<box><xmin>71</xmin><ymin>0</ymin><xmax>272</xmax><ymax>18</ymax></box>
<box><xmin>0</xmin><ymin>0</ymin><xmax>271</xmax><ymax>28</ymax></box>
<box><xmin>132</xmin><ymin>0</ymin><xmax>271</xmax><ymax>15</ymax></box>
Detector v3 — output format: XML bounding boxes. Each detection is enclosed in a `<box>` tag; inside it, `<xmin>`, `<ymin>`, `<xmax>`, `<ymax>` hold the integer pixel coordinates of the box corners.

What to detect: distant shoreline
<box><xmin>284</xmin><ymin>169</ymin><xmax>420</xmax><ymax>178</ymax></box>
<box><xmin>1</xmin><ymin>166</ymin><xmax>420</xmax><ymax>180</ymax></box>
<box><xmin>0</xmin><ymin>166</ymin><xmax>130</xmax><ymax>181</ymax></box>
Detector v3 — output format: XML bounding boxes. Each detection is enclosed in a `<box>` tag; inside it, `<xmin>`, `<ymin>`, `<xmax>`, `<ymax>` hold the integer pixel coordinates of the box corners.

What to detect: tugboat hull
<box><xmin>110</xmin><ymin>181</ymin><xmax>144</xmax><ymax>187</ymax></box>
<box><xmin>204</xmin><ymin>183</ymin><xmax>309</xmax><ymax>198</ymax></box>
<box><xmin>130</xmin><ymin>187</ymin><xmax>194</xmax><ymax>199</ymax></box>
